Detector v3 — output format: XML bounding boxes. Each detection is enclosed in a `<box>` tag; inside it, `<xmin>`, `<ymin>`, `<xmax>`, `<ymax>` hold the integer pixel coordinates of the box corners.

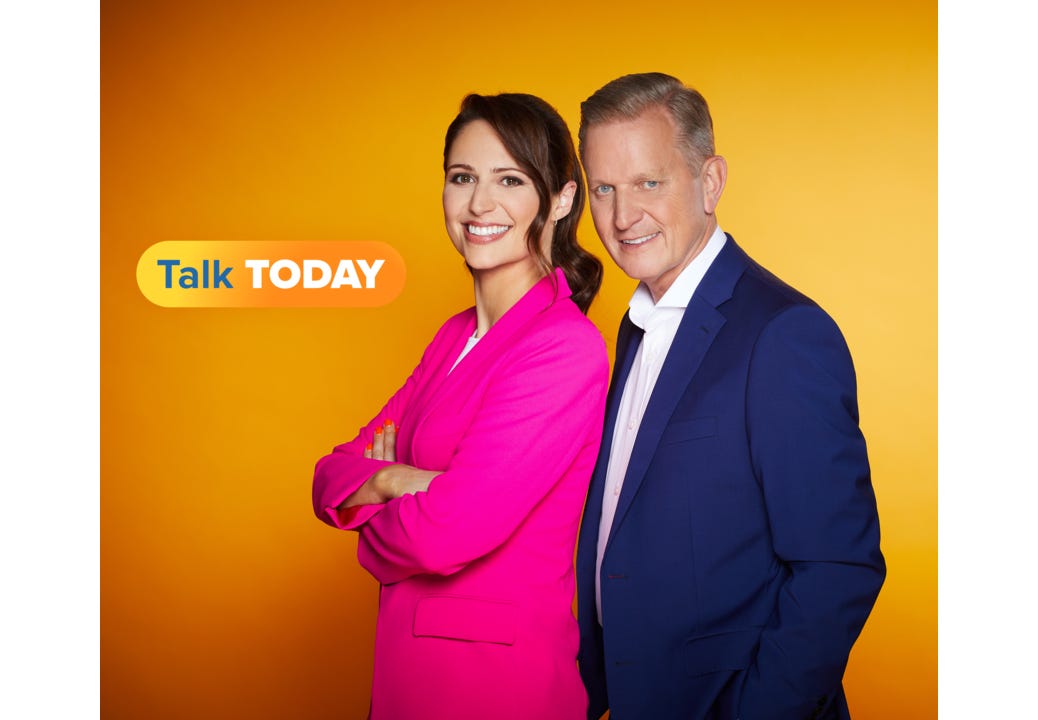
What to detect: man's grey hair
<box><xmin>578</xmin><ymin>72</ymin><xmax>715</xmax><ymax>173</ymax></box>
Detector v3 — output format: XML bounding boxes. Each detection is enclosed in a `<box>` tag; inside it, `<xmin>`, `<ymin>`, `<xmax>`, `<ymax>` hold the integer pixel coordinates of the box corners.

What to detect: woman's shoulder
<box><xmin>548</xmin><ymin>295</ymin><xmax>605</xmax><ymax>332</ymax></box>
<box><xmin>412</xmin><ymin>306</ymin><xmax>477</xmax><ymax>363</ymax></box>
<box><xmin>523</xmin><ymin>298</ymin><xmax>608</xmax><ymax>358</ymax></box>
<box><xmin>427</xmin><ymin>306</ymin><xmax>476</xmax><ymax>339</ymax></box>
<box><xmin>509</xmin><ymin>302</ymin><xmax>608</xmax><ymax>391</ymax></box>
<box><xmin>440</xmin><ymin>305</ymin><xmax>477</xmax><ymax>332</ymax></box>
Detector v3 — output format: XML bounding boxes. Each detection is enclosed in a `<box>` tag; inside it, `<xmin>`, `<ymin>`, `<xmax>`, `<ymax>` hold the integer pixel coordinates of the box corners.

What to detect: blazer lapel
<box><xmin>401</xmin><ymin>310</ymin><xmax>477</xmax><ymax>429</ymax></box>
<box><xmin>582</xmin><ymin>312</ymin><xmax>643</xmax><ymax>532</ymax></box>
<box><xmin>606</xmin><ymin>235</ymin><xmax>749</xmax><ymax>547</ymax></box>
<box><xmin>411</xmin><ymin>268</ymin><xmax>571</xmax><ymax>431</ymax></box>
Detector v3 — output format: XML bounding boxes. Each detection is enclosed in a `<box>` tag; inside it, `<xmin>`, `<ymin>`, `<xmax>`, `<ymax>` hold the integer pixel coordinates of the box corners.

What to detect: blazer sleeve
<box><xmin>355</xmin><ymin>327</ymin><xmax>609</xmax><ymax>585</ymax></box>
<box><xmin>311</xmin><ymin>343</ymin><xmax>432</xmax><ymax>531</ymax></box>
<box><xmin>739</xmin><ymin>304</ymin><xmax>885</xmax><ymax>720</ymax></box>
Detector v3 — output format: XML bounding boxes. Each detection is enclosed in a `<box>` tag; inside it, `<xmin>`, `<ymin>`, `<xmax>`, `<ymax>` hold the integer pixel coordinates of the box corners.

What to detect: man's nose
<box><xmin>613</xmin><ymin>190</ymin><xmax>640</xmax><ymax>231</ymax></box>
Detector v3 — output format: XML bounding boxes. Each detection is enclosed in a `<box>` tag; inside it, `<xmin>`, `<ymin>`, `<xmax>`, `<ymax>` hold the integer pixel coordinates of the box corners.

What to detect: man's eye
<box><xmin>643</xmin><ymin>180</ymin><xmax>659</xmax><ymax>189</ymax></box>
<box><xmin>449</xmin><ymin>173</ymin><xmax>475</xmax><ymax>184</ymax></box>
<box><xmin>502</xmin><ymin>176</ymin><xmax>524</xmax><ymax>187</ymax></box>
<box><xmin>594</xmin><ymin>185</ymin><xmax>613</xmax><ymax>195</ymax></box>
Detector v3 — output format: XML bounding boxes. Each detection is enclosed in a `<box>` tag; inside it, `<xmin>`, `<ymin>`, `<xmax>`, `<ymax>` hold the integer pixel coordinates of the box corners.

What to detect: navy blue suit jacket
<box><xmin>576</xmin><ymin>236</ymin><xmax>885</xmax><ymax>720</ymax></box>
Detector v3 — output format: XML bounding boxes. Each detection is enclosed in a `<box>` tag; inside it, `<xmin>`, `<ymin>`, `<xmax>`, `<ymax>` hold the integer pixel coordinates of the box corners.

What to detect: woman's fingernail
<box><xmin>384</xmin><ymin>419</ymin><xmax>394</xmax><ymax>428</ymax></box>
<box><xmin>366</xmin><ymin>443</ymin><xmax>373</xmax><ymax>451</ymax></box>
<box><xmin>374</xmin><ymin>426</ymin><xmax>383</xmax><ymax>436</ymax></box>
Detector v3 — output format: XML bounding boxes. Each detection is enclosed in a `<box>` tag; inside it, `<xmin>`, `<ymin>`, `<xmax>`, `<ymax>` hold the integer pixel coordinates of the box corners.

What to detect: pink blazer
<box><xmin>313</xmin><ymin>269</ymin><xmax>609</xmax><ymax>720</ymax></box>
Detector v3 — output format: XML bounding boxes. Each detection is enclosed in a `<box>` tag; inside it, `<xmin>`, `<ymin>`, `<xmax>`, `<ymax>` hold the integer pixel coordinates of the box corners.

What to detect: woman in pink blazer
<box><xmin>312</xmin><ymin>93</ymin><xmax>609</xmax><ymax>720</ymax></box>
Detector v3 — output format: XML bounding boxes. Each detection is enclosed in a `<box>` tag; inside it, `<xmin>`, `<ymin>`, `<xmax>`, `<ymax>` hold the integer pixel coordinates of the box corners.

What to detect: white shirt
<box><xmin>449</xmin><ymin>332</ymin><xmax>480</xmax><ymax>374</ymax></box>
<box><xmin>596</xmin><ymin>226</ymin><xmax>727</xmax><ymax>624</ymax></box>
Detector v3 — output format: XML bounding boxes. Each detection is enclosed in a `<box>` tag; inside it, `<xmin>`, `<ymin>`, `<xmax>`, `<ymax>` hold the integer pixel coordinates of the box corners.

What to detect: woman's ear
<box><xmin>554</xmin><ymin>180</ymin><xmax>578</xmax><ymax>221</ymax></box>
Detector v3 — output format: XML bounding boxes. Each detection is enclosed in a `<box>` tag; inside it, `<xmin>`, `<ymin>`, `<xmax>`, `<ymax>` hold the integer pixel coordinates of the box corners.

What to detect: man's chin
<box><xmin>613</xmin><ymin>258</ymin><xmax>655</xmax><ymax>284</ymax></box>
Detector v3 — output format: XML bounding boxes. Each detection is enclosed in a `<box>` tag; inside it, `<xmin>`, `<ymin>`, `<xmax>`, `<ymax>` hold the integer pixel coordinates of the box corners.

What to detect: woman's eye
<box><xmin>449</xmin><ymin>173</ymin><xmax>475</xmax><ymax>184</ymax></box>
<box><xmin>501</xmin><ymin>176</ymin><xmax>524</xmax><ymax>187</ymax></box>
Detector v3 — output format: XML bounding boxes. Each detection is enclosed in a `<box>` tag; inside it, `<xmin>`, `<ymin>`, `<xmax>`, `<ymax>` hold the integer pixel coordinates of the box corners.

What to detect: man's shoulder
<box><xmin>712</xmin><ymin>241</ymin><xmax>856</xmax><ymax>356</ymax></box>
<box><xmin>721</xmin><ymin>240</ymin><xmax>821</xmax><ymax>318</ymax></box>
<box><xmin>727</xmin><ymin>249</ymin><xmax>857</xmax><ymax>369</ymax></box>
<box><xmin>741</xmin><ymin>258</ymin><xmax>817</xmax><ymax>309</ymax></box>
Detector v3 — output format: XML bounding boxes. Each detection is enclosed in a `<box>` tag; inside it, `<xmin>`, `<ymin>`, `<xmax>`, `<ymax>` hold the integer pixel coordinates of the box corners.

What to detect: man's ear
<box><xmin>701</xmin><ymin>155</ymin><xmax>727</xmax><ymax>215</ymax></box>
<box><xmin>554</xmin><ymin>180</ymin><xmax>579</xmax><ymax>221</ymax></box>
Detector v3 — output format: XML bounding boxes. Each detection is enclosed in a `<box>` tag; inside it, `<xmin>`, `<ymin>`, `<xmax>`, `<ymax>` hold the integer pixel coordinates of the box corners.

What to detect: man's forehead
<box><xmin>588</xmin><ymin>105</ymin><xmax>676</xmax><ymax>134</ymax></box>
<box><xmin>587</xmin><ymin>107</ymin><xmax>677</xmax><ymax>144</ymax></box>
<box><xmin>583</xmin><ymin>116</ymin><xmax>680</xmax><ymax>177</ymax></box>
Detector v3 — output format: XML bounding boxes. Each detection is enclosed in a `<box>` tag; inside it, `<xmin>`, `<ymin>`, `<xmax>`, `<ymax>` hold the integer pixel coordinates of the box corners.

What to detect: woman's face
<box><xmin>442</xmin><ymin>120</ymin><xmax>548</xmax><ymax>275</ymax></box>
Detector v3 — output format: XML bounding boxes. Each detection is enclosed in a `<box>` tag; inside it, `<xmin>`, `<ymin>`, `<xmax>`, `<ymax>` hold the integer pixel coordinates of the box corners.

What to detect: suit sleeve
<box><xmin>739</xmin><ymin>304</ymin><xmax>885</xmax><ymax>720</ymax></box>
<box><xmin>311</xmin><ymin>352</ymin><xmax>428</xmax><ymax>531</ymax></box>
<box><xmin>355</xmin><ymin>328</ymin><xmax>609</xmax><ymax>585</ymax></box>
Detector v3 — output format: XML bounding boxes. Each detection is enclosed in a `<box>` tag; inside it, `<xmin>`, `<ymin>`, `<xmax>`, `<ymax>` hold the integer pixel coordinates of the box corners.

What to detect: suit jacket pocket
<box><xmin>413</xmin><ymin>595</ymin><xmax>517</xmax><ymax>645</ymax></box>
<box><xmin>659</xmin><ymin>416</ymin><xmax>718</xmax><ymax>447</ymax></box>
<box><xmin>683</xmin><ymin>627</ymin><xmax>761</xmax><ymax>676</ymax></box>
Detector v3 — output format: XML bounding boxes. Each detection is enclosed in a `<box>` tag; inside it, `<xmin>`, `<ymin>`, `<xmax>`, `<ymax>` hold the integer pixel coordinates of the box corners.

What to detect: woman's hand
<box><xmin>339</xmin><ymin>421</ymin><xmax>440</xmax><ymax>509</ymax></box>
<box><xmin>372</xmin><ymin>464</ymin><xmax>439</xmax><ymax>499</ymax></box>
<box><xmin>364</xmin><ymin>420</ymin><xmax>397</xmax><ymax>462</ymax></box>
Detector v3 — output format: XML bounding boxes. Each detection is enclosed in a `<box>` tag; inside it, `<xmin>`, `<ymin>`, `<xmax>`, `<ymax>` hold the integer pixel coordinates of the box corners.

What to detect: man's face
<box><xmin>582</xmin><ymin>107</ymin><xmax>723</xmax><ymax>302</ymax></box>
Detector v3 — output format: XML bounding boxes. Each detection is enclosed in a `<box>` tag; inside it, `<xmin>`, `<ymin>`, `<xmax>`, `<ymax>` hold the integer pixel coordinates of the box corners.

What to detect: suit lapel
<box><xmin>606</xmin><ymin>235</ymin><xmax>749</xmax><ymax>548</ymax></box>
<box><xmin>581</xmin><ymin>312</ymin><xmax>643</xmax><ymax>538</ymax></box>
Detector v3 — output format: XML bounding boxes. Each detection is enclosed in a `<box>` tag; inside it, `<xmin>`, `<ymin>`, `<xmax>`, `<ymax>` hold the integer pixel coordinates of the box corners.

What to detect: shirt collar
<box><xmin>628</xmin><ymin>226</ymin><xmax>727</xmax><ymax>330</ymax></box>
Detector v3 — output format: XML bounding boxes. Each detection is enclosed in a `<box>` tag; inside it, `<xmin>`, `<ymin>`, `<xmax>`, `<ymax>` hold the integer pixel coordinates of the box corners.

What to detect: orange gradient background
<box><xmin>102</xmin><ymin>1</ymin><xmax>935</xmax><ymax>718</ymax></box>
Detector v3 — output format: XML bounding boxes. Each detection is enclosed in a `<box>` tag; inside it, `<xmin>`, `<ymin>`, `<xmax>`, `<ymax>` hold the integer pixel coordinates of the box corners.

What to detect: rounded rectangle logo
<box><xmin>136</xmin><ymin>241</ymin><xmax>406</xmax><ymax>308</ymax></box>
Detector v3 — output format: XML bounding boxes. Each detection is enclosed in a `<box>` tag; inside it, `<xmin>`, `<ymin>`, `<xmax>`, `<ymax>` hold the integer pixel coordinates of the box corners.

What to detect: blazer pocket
<box><xmin>659</xmin><ymin>416</ymin><xmax>718</xmax><ymax>447</ymax></box>
<box><xmin>413</xmin><ymin>595</ymin><xmax>517</xmax><ymax>645</ymax></box>
<box><xmin>683</xmin><ymin>627</ymin><xmax>761</xmax><ymax>677</ymax></box>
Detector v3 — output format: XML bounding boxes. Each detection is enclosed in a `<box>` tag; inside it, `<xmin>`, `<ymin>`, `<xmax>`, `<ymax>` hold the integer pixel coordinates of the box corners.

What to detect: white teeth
<box><xmin>468</xmin><ymin>224</ymin><xmax>511</xmax><ymax>236</ymax></box>
<box><xmin>621</xmin><ymin>232</ymin><xmax>658</xmax><ymax>246</ymax></box>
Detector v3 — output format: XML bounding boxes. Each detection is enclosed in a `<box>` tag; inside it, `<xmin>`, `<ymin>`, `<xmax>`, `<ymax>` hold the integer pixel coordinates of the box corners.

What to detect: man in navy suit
<box><xmin>574</xmin><ymin>72</ymin><xmax>885</xmax><ymax>720</ymax></box>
